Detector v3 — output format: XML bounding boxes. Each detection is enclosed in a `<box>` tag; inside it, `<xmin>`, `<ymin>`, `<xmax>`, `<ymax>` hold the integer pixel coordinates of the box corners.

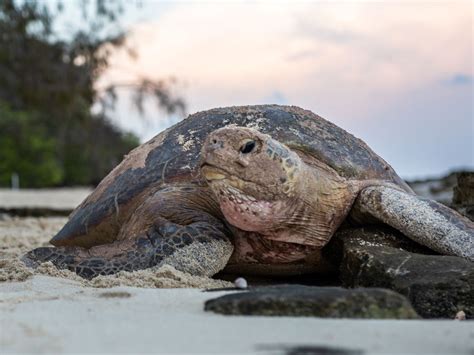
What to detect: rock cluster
<box><xmin>335</xmin><ymin>227</ymin><xmax>473</xmax><ymax>319</ymax></box>
<box><xmin>452</xmin><ymin>172</ymin><xmax>474</xmax><ymax>221</ymax></box>
<box><xmin>205</xmin><ymin>285</ymin><xmax>418</xmax><ymax>319</ymax></box>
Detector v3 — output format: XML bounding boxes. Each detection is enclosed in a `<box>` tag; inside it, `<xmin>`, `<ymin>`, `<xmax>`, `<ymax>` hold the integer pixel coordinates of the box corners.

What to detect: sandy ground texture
<box><xmin>1</xmin><ymin>276</ymin><xmax>473</xmax><ymax>354</ymax></box>
<box><xmin>0</xmin><ymin>216</ymin><xmax>232</xmax><ymax>289</ymax></box>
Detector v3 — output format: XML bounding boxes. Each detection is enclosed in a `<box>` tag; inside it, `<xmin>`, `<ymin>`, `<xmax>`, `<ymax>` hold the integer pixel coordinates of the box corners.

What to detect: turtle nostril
<box><xmin>209</xmin><ymin>139</ymin><xmax>223</xmax><ymax>151</ymax></box>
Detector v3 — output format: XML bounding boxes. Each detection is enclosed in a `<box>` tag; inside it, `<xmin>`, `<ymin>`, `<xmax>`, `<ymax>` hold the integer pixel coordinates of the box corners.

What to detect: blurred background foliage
<box><xmin>0</xmin><ymin>0</ymin><xmax>185</xmax><ymax>187</ymax></box>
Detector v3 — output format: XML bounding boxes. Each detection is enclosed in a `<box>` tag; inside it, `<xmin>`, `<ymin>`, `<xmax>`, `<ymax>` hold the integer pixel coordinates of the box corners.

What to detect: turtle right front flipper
<box><xmin>354</xmin><ymin>185</ymin><xmax>474</xmax><ymax>261</ymax></box>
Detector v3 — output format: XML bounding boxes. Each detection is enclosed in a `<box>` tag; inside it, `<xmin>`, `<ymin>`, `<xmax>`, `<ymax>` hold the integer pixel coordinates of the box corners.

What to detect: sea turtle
<box><xmin>23</xmin><ymin>105</ymin><xmax>474</xmax><ymax>279</ymax></box>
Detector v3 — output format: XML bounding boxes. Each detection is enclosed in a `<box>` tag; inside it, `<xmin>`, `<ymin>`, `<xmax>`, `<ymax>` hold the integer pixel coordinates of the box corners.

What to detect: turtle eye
<box><xmin>240</xmin><ymin>140</ymin><xmax>256</xmax><ymax>154</ymax></box>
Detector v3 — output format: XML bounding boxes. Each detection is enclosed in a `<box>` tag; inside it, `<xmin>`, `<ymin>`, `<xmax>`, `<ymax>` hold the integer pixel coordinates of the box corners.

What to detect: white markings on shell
<box><xmin>180</xmin><ymin>164</ymin><xmax>191</xmax><ymax>171</ymax></box>
<box><xmin>289</xmin><ymin>127</ymin><xmax>302</xmax><ymax>137</ymax></box>
<box><xmin>176</xmin><ymin>131</ymin><xmax>199</xmax><ymax>153</ymax></box>
<box><xmin>245</xmin><ymin>115</ymin><xmax>267</xmax><ymax>130</ymax></box>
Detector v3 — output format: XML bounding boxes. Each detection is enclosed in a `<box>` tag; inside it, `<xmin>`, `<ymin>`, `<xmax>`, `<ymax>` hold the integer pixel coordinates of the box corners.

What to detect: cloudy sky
<box><xmin>97</xmin><ymin>1</ymin><xmax>472</xmax><ymax>179</ymax></box>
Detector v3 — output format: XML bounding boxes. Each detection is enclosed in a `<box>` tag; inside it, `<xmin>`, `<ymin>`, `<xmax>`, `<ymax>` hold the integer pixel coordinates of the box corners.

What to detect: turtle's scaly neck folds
<box><xmin>208</xmin><ymin>180</ymin><xmax>289</xmax><ymax>232</ymax></box>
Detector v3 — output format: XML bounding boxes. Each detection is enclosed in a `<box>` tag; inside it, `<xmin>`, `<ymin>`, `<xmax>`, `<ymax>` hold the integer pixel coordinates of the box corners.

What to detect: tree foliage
<box><xmin>0</xmin><ymin>102</ymin><xmax>63</xmax><ymax>187</ymax></box>
<box><xmin>0</xmin><ymin>0</ymin><xmax>184</xmax><ymax>187</ymax></box>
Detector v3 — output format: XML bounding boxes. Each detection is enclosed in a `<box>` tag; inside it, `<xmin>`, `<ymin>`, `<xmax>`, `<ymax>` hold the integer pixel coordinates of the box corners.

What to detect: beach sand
<box><xmin>1</xmin><ymin>275</ymin><xmax>473</xmax><ymax>354</ymax></box>
<box><xmin>0</xmin><ymin>188</ymin><xmax>92</xmax><ymax>210</ymax></box>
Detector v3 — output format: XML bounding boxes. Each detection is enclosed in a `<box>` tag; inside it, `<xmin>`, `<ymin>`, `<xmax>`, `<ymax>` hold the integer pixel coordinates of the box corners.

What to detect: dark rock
<box><xmin>407</xmin><ymin>171</ymin><xmax>458</xmax><ymax>205</ymax></box>
<box><xmin>325</xmin><ymin>226</ymin><xmax>436</xmax><ymax>264</ymax></box>
<box><xmin>453</xmin><ymin>172</ymin><xmax>474</xmax><ymax>221</ymax></box>
<box><xmin>204</xmin><ymin>285</ymin><xmax>418</xmax><ymax>319</ymax></box>
<box><xmin>98</xmin><ymin>291</ymin><xmax>132</xmax><ymax>298</ymax></box>
<box><xmin>338</xmin><ymin>228</ymin><xmax>474</xmax><ymax>319</ymax></box>
<box><xmin>260</xmin><ymin>345</ymin><xmax>364</xmax><ymax>355</ymax></box>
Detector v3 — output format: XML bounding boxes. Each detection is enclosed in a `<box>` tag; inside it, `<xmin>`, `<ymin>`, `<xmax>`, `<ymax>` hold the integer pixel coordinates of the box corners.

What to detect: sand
<box><xmin>0</xmin><ymin>188</ymin><xmax>92</xmax><ymax>210</ymax></box>
<box><xmin>1</xmin><ymin>276</ymin><xmax>473</xmax><ymax>354</ymax></box>
<box><xmin>0</xmin><ymin>216</ymin><xmax>232</xmax><ymax>289</ymax></box>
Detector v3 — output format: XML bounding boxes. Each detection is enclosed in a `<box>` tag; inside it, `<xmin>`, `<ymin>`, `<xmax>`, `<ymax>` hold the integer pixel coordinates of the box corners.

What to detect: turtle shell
<box><xmin>52</xmin><ymin>105</ymin><xmax>409</xmax><ymax>247</ymax></box>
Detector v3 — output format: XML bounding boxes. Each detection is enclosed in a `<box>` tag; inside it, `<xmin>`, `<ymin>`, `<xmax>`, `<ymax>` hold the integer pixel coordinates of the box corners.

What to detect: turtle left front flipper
<box><xmin>22</xmin><ymin>186</ymin><xmax>234</xmax><ymax>279</ymax></box>
<box><xmin>353</xmin><ymin>185</ymin><xmax>474</xmax><ymax>261</ymax></box>
<box><xmin>22</xmin><ymin>220</ymin><xmax>233</xmax><ymax>279</ymax></box>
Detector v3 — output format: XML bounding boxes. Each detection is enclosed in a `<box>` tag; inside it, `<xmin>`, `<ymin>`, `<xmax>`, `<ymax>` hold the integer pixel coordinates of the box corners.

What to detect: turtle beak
<box><xmin>204</xmin><ymin>171</ymin><xmax>226</xmax><ymax>181</ymax></box>
<box><xmin>201</xmin><ymin>163</ymin><xmax>227</xmax><ymax>181</ymax></box>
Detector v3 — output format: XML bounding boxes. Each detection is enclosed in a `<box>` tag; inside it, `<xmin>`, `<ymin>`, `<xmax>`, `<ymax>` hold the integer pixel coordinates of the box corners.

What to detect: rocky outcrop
<box><xmin>334</xmin><ymin>227</ymin><xmax>474</xmax><ymax>319</ymax></box>
<box><xmin>407</xmin><ymin>170</ymin><xmax>474</xmax><ymax>221</ymax></box>
<box><xmin>204</xmin><ymin>284</ymin><xmax>418</xmax><ymax>319</ymax></box>
<box><xmin>452</xmin><ymin>172</ymin><xmax>474</xmax><ymax>221</ymax></box>
<box><xmin>407</xmin><ymin>171</ymin><xmax>458</xmax><ymax>206</ymax></box>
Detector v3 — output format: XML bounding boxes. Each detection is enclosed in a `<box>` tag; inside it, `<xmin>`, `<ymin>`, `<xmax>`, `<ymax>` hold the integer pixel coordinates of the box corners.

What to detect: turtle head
<box><xmin>200</xmin><ymin>126</ymin><xmax>303</xmax><ymax>232</ymax></box>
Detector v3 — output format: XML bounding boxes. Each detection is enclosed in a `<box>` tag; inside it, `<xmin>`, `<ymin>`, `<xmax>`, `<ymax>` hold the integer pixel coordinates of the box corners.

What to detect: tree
<box><xmin>0</xmin><ymin>102</ymin><xmax>63</xmax><ymax>187</ymax></box>
<box><xmin>0</xmin><ymin>0</ymin><xmax>185</xmax><ymax>187</ymax></box>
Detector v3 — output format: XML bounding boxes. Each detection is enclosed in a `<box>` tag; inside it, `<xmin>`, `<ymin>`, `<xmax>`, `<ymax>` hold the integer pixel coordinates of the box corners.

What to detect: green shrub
<box><xmin>0</xmin><ymin>102</ymin><xmax>63</xmax><ymax>187</ymax></box>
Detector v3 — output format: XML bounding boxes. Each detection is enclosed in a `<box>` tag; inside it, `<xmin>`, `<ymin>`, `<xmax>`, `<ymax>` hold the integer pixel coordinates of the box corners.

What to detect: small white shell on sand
<box><xmin>454</xmin><ymin>310</ymin><xmax>466</xmax><ymax>321</ymax></box>
<box><xmin>234</xmin><ymin>277</ymin><xmax>248</xmax><ymax>289</ymax></box>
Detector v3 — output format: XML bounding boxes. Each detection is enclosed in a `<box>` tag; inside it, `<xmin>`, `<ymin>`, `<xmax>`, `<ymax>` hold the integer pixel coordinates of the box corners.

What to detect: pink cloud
<box><xmin>100</xmin><ymin>1</ymin><xmax>473</xmax><ymax>178</ymax></box>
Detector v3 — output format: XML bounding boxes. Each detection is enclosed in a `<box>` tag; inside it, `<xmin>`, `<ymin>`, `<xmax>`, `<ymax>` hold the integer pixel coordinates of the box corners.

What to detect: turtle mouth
<box><xmin>201</xmin><ymin>163</ymin><xmax>228</xmax><ymax>181</ymax></box>
<box><xmin>201</xmin><ymin>163</ymin><xmax>248</xmax><ymax>191</ymax></box>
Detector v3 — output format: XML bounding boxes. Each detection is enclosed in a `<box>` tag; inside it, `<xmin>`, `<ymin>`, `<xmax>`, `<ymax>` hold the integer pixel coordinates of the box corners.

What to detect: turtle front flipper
<box><xmin>22</xmin><ymin>186</ymin><xmax>234</xmax><ymax>279</ymax></box>
<box><xmin>353</xmin><ymin>185</ymin><xmax>474</xmax><ymax>261</ymax></box>
<box><xmin>22</xmin><ymin>220</ymin><xmax>233</xmax><ymax>279</ymax></box>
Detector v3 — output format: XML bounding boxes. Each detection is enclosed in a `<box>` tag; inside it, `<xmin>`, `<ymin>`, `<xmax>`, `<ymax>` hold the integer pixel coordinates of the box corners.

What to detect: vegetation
<box><xmin>0</xmin><ymin>103</ymin><xmax>62</xmax><ymax>187</ymax></box>
<box><xmin>0</xmin><ymin>0</ymin><xmax>185</xmax><ymax>187</ymax></box>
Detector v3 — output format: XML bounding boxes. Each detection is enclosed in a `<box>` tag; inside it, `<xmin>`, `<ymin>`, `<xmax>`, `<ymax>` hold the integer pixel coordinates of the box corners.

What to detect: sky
<box><xmin>93</xmin><ymin>1</ymin><xmax>472</xmax><ymax>180</ymax></box>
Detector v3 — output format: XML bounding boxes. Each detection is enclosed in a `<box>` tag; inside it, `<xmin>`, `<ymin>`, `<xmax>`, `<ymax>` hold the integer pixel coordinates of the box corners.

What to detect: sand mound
<box><xmin>0</xmin><ymin>216</ymin><xmax>231</xmax><ymax>289</ymax></box>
